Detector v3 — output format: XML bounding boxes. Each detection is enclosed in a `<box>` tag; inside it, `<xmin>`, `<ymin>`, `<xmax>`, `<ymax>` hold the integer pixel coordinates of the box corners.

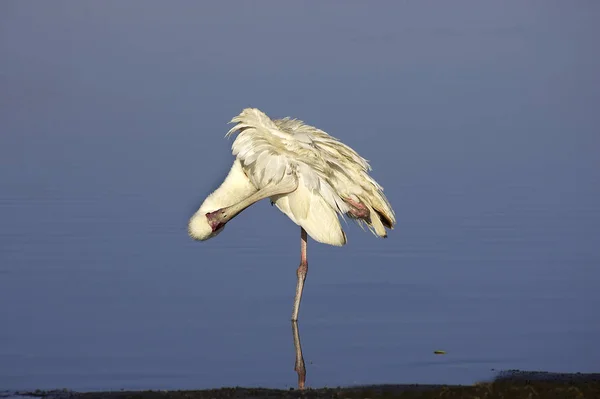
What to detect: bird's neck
<box><xmin>198</xmin><ymin>159</ymin><xmax>257</xmax><ymax>213</ymax></box>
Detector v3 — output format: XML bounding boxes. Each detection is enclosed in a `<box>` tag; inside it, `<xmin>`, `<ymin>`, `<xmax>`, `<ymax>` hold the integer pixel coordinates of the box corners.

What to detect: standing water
<box><xmin>1</xmin><ymin>1</ymin><xmax>599</xmax><ymax>391</ymax></box>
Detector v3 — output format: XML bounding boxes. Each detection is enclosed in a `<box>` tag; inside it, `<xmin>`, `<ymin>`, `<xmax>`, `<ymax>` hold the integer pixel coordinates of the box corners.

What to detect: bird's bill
<box><xmin>205</xmin><ymin>178</ymin><xmax>298</xmax><ymax>232</ymax></box>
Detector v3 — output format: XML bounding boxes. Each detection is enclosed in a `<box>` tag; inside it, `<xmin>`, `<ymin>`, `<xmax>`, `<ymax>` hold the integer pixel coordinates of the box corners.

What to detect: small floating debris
<box><xmin>434</xmin><ymin>350</ymin><xmax>446</xmax><ymax>355</ymax></box>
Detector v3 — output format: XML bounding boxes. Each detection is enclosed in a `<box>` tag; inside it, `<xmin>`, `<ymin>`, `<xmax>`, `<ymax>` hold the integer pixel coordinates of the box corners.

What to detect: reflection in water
<box><xmin>291</xmin><ymin>321</ymin><xmax>306</xmax><ymax>389</ymax></box>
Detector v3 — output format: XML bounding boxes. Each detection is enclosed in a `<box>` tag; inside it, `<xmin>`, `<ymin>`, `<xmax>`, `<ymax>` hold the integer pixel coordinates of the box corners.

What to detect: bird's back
<box><xmin>226</xmin><ymin>108</ymin><xmax>395</xmax><ymax>245</ymax></box>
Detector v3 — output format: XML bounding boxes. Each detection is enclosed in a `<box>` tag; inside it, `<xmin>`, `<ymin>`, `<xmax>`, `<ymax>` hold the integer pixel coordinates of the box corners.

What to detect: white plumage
<box><xmin>188</xmin><ymin>108</ymin><xmax>396</xmax><ymax>320</ymax></box>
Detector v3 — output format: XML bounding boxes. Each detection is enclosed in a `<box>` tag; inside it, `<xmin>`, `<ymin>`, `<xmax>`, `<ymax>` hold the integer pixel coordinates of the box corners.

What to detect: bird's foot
<box><xmin>344</xmin><ymin>197</ymin><xmax>370</xmax><ymax>219</ymax></box>
<box><xmin>205</xmin><ymin>209</ymin><xmax>227</xmax><ymax>232</ymax></box>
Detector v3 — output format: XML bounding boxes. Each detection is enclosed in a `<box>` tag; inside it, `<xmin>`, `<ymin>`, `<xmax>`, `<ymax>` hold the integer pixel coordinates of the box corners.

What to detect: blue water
<box><xmin>1</xmin><ymin>1</ymin><xmax>599</xmax><ymax>391</ymax></box>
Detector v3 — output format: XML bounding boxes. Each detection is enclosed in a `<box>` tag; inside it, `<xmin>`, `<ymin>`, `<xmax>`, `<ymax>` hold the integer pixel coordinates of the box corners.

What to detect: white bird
<box><xmin>188</xmin><ymin>108</ymin><xmax>396</xmax><ymax>321</ymax></box>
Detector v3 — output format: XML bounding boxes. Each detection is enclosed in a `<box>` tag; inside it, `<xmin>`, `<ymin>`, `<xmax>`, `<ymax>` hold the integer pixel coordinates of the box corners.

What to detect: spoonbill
<box><xmin>188</xmin><ymin>108</ymin><xmax>395</xmax><ymax>321</ymax></box>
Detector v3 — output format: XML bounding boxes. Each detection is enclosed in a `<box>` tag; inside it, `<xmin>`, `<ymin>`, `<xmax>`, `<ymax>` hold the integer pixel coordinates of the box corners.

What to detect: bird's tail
<box><xmin>367</xmin><ymin>192</ymin><xmax>396</xmax><ymax>237</ymax></box>
<box><xmin>346</xmin><ymin>178</ymin><xmax>396</xmax><ymax>238</ymax></box>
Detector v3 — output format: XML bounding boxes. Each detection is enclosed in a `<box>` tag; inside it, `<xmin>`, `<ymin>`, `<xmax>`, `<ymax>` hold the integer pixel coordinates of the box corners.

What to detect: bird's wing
<box><xmin>225</xmin><ymin>108</ymin><xmax>349</xmax><ymax>245</ymax></box>
<box><xmin>226</xmin><ymin>108</ymin><xmax>350</xmax><ymax>215</ymax></box>
<box><xmin>226</xmin><ymin>108</ymin><xmax>395</xmax><ymax>240</ymax></box>
<box><xmin>273</xmin><ymin>113</ymin><xmax>396</xmax><ymax>237</ymax></box>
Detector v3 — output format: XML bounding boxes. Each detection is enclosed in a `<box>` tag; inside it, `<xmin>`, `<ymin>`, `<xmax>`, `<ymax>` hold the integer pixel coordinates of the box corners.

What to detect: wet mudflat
<box><xmin>6</xmin><ymin>372</ymin><xmax>600</xmax><ymax>399</ymax></box>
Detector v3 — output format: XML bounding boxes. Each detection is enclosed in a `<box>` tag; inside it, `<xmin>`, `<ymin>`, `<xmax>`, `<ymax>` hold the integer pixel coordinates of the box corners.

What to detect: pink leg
<box><xmin>291</xmin><ymin>228</ymin><xmax>308</xmax><ymax>321</ymax></box>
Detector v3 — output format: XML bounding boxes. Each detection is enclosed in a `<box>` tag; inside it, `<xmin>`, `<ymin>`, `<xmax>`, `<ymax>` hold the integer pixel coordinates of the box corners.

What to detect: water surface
<box><xmin>1</xmin><ymin>1</ymin><xmax>599</xmax><ymax>391</ymax></box>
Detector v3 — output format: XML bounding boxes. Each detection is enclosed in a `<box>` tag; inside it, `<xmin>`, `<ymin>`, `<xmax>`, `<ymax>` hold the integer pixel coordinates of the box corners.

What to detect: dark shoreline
<box><xmin>5</xmin><ymin>371</ymin><xmax>600</xmax><ymax>399</ymax></box>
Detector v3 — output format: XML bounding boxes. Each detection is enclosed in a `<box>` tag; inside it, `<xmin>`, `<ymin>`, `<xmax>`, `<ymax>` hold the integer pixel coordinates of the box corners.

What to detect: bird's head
<box><xmin>188</xmin><ymin>208</ymin><xmax>227</xmax><ymax>241</ymax></box>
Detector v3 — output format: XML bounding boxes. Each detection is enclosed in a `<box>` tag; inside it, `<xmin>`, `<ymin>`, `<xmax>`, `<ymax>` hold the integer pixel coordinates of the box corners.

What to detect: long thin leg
<box><xmin>291</xmin><ymin>227</ymin><xmax>308</xmax><ymax>321</ymax></box>
<box><xmin>291</xmin><ymin>321</ymin><xmax>306</xmax><ymax>390</ymax></box>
